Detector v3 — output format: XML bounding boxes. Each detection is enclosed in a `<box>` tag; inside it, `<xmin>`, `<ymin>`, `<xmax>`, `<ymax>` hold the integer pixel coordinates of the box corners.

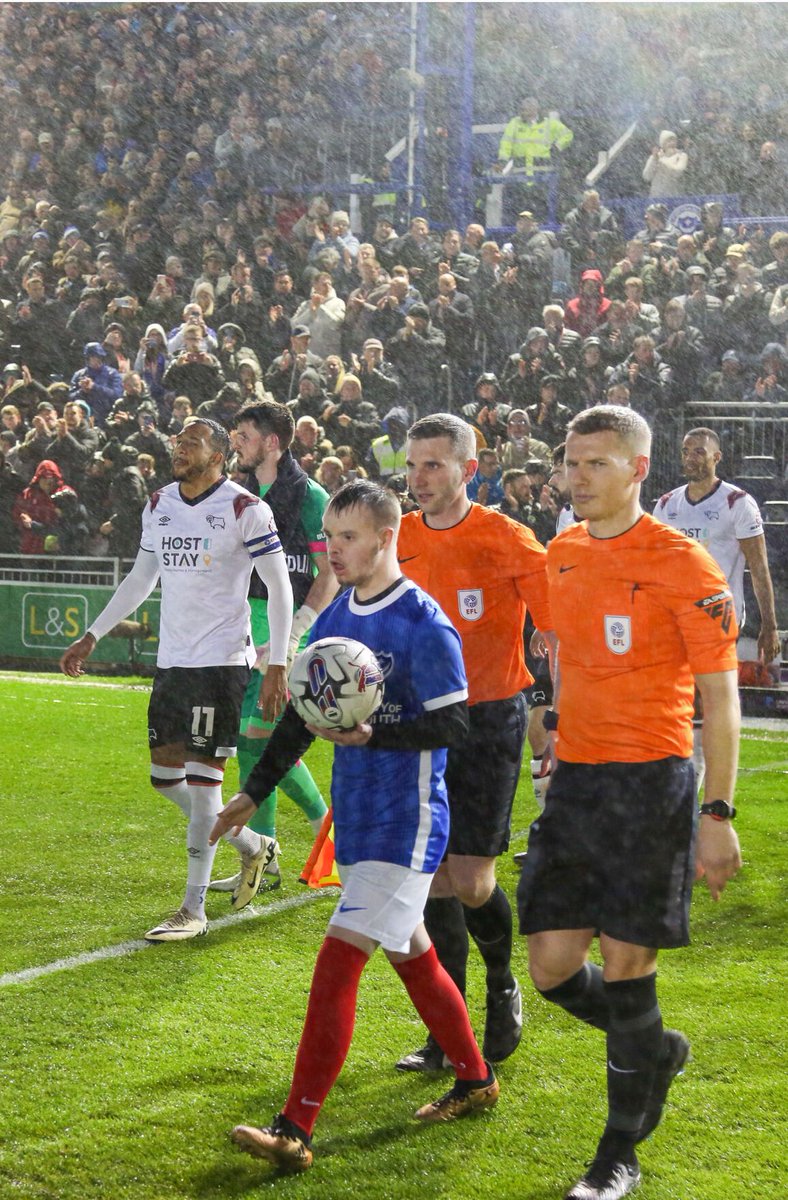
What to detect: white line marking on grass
<box><xmin>739</xmin><ymin>760</ymin><xmax>788</xmax><ymax>773</ymax></box>
<box><xmin>0</xmin><ymin>888</ymin><xmax>339</xmax><ymax>989</ymax></box>
<box><xmin>0</xmin><ymin>673</ymin><xmax>151</xmax><ymax>692</ymax></box>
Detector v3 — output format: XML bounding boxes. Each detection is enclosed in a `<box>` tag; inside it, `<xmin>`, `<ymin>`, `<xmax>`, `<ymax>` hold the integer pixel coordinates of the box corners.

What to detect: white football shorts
<box><xmin>329</xmin><ymin>859</ymin><xmax>434</xmax><ymax>954</ymax></box>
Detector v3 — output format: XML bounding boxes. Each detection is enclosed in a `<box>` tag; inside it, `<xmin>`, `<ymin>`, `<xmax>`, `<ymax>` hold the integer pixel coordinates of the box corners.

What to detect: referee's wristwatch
<box><xmin>542</xmin><ymin>709</ymin><xmax>559</xmax><ymax>732</ymax></box>
<box><xmin>699</xmin><ymin>800</ymin><xmax>736</xmax><ymax>821</ymax></box>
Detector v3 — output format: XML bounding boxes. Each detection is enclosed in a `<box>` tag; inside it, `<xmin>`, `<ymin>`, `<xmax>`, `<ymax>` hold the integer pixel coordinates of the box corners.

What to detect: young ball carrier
<box><xmin>211</xmin><ymin>480</ymin><xmax>499</xmax><ymax>1172</ymax></box>
<box><xmin>60</xmin><ymin>418</ymin><xmax>294</xmax><ymax>941</ymax></box>
<box><xmin>517</xmin><ymin>406</ymin><xmax>741</xmax><ymax>1200</ymax></box>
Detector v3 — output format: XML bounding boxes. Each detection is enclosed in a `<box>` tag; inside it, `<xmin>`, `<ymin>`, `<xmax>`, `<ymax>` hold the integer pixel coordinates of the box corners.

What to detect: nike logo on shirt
<box><xmin>398</xmin><ymin>555</ymin><xmax>419</xmax><ymax>563</ymax></box>
<box><xmin>338</xmin><ymin>902</ymin><xmax>366</xmax><ymax>913</ymax></box>
<box><xmin>559</xmin><ymin>564</ymin><xmax>578</xmax><ymax>573</ymax></box>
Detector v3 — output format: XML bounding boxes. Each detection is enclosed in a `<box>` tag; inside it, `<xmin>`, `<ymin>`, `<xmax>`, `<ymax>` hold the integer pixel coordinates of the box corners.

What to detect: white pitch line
<box><xmin>0</xmin><ymin>888</ymin><xmax>339</xmax><ymax>989</ymax></box>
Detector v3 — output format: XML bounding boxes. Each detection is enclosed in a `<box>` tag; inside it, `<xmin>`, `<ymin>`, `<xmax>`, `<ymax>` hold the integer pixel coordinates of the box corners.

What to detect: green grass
<box><xmin>0</xmin><ymin>673</ymin><xmax>785</xmax><ymax>1199</ymax></box>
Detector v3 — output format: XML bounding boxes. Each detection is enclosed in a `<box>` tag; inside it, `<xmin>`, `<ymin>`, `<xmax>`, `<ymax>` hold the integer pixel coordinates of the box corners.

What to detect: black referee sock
<box><xmin>423</xmin><ymin>897</ymin><xmax>469</xmax><ymax>999</ymax></box>
<box><xmin>463</xmin><ymin>885</ymin><xmax>515</xmax><ymax>993</ymax></box>
<box><xmin>538</xmin><ymin>962</ymin><xmax>610</xmax><ymax>1031</ymax></box>
<box><xmin>601</xmin><ymin>972</ymin><xmax>663</xmax><ymax>1155</ymax></box>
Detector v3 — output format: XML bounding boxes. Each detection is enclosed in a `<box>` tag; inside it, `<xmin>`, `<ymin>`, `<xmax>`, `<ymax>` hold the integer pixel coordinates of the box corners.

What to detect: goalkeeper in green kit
<box><xmin>210</xmin><ymin>399</ymin><xmax>338</xmax><ymax>898</ymax></box>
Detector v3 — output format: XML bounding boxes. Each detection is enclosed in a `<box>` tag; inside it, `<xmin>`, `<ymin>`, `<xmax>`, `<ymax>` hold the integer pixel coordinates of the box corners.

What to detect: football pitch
<box><xmin>0</xmin><ymin>673</ymin><xmax>785</xmax><ymax>1200</ymax></box>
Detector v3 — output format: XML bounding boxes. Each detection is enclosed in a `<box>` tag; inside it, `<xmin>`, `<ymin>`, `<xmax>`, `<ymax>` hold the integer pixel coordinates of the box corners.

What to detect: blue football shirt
<box><xmin>308</xmin><ymin>578</ymin><xmax>467</xmax><ymax>872</ymax></box>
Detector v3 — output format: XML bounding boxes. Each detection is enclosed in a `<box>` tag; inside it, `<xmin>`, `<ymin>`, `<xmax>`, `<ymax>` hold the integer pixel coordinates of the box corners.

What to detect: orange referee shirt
<box><xmin>398</xmin><ymin>504</ymin><xmax>552</xmax><ymax>705</ymax></box>
<box><xmin>547</xmin><ymin>513</ymin><xmax>738</xmax><ymax>764</ymax></box>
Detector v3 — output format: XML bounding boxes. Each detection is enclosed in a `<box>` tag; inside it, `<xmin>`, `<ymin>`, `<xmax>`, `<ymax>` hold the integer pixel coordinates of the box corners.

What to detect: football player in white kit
<box><xmin>60</xmin><ymin>418</ymin><xmax>294</xmax><ymax>941</ymax></box>
<box><xmin>654</xmin><ymin>426</ymin><xmax>780</xmax><ymax>789</ymax></box>
<box><xmin>654</xmin><ymin>427</ymin><xmax>779</xmax><ymax>663</ymax></box>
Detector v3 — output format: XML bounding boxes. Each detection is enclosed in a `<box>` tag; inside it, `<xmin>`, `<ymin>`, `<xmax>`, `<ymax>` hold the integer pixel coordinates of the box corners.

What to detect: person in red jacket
<box><xmin>12</xmin><ymin>458</ymin><xmax>64</xmax><ymax>553</ymax></box>
<box><xmin>564</xmin><ymin>269</ymin><xmax>611</xmax><ymax>339</ymax></box>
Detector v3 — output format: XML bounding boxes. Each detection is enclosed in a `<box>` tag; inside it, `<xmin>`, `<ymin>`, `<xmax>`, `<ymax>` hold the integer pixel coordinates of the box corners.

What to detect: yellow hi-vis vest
<box><xmin>498</xmin><ymin>116</ymin><xmax>574</xmax><ymax>175</ymax></box>
<box><xmin>371</xmin><ymin>435</ymin><xmax>407</xmax><ymax>477</ymax></box>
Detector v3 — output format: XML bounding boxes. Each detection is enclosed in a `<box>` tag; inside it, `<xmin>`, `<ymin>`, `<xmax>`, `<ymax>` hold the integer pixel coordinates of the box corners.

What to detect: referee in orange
<box><xmin>396</xmin><ymin>412</ymin><xmax>554</xmax><ymax>1071</ymax></box>
<box><xmin>518</xmin><ymin>406</ymin><xmax>741</xmax><ymax>1200</ymax></box>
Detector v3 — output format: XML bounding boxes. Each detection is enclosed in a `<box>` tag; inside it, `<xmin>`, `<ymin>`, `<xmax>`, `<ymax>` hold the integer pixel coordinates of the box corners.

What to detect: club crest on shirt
<box><xmin>604</xmin><ymin>614</ymin><xmax>631</xmax><ymax>654</ymax></box>
<box><xmin>458</xmin><ymin>588</ymin><xmax>484</xmax><ymax>622</ymax></box>
<box><xmin>375</xmin><ymin>651</ymin><xmax>395</xmax><ymax>678</ymax></box>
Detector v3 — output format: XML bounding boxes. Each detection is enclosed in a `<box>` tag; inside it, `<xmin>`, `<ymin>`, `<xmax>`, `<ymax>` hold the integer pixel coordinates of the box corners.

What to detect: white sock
<box><xmin>224</xmin><ymin>826</ymin><xmax>263</xmax><ymax>860</ymax></box>
<box><xmin>183</xmin><ymin>762</ymin><xmax>225</xmax><ymax>918</ymax></box>
<box><xmin>150</xmin><ymin>763</ymin><xmax>190</xmax><ymax>817</ymax></box>
<box><xmin>310</xmin><ymin>815</ymin><xmax>326</xmax><ymax>835</ymax></box>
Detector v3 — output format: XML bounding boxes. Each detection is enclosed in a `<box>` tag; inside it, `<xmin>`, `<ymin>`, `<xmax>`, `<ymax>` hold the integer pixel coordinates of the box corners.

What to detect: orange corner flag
<box><xmin>300</xmin><ymin>807</ymin><xmax>340</xmax><ymax>888</ymax></box>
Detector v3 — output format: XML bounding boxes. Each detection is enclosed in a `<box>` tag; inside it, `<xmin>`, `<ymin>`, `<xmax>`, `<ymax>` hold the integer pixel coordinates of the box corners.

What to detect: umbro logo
<box><xmin>158</xmin><ymin>515</ymin><xmax>171</xmax><ymax>524</ymax></box>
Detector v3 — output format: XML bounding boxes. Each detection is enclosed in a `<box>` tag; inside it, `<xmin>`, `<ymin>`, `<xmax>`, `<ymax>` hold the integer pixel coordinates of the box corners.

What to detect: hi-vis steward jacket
<box><xmin>498</xmin><ymin>116</ymin><xmax>574</xmax><ymax>175</ymax></box>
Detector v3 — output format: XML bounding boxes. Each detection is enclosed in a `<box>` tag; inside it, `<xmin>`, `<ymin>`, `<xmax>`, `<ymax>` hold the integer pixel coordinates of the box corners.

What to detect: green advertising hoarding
<box><xmin>0</xmin><ymin>582</ymin><xmax>159</xmax><ymax>665</ymax></box>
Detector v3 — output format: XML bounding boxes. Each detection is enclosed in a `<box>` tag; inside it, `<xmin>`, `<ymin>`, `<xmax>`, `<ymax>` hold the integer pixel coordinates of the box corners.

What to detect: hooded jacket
<box><xmin>12</xmin><ymin>459</ymin><xmax>64</xmax><ymax>552</ymax></box>
<box><xmin>564</xmin><ymin>270</ymin><xmax>611</xmax><ymax>338</ymax></box>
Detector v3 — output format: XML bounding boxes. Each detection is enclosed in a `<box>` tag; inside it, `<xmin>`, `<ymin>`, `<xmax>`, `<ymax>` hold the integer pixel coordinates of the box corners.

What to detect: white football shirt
<box><xmin>653</xmin><ymin>479</ymin><xmax>763</xmax><ymax>622</ymax></box>
<box><xmin>141</xmin><ymin>477</ymin><xmax>282</xmax><ymax>668</ymax></box>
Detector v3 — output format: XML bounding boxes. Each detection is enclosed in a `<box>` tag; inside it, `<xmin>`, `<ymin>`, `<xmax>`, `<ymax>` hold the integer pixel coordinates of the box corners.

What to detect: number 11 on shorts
<box><xmin>192</xmin><ymin>706</ymin><xmax>215</xmax><ymax>737</ymax></box>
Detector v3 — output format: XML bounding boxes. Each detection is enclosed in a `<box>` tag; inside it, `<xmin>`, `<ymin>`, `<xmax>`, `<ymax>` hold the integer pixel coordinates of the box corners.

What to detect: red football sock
<box><xmin>282</xmin><ymin>935</ymin><xmax>369</xmax><ymax>1136</ymax></box>
<box><xmin>393</xmin><ymin>944</ymin><xmax>487</xmax><ymax>1080</ymax></box>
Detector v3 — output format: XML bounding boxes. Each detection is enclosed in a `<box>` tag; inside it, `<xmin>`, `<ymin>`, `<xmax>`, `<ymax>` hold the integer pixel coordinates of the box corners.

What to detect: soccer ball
<box><xmin>289</xmin><ymin>637</ymin><xmax>385</xmax><ymax>730</ymax></box>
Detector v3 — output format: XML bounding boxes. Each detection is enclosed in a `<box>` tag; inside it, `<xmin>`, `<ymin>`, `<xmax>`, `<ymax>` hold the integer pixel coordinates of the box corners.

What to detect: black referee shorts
<box><xmin>517</xmin><ymin>756</ymin><xmax>697</xmax><ymax>949</ymax></box>
<box><xmin>148</xmin><ymin>664</ymin><xmax>250</xmax><ymax>758</ymax></box>
<box><xmin>444</xmin><ymin>690</ymin><xmax>527</xmax><ymax>858</ymax></box>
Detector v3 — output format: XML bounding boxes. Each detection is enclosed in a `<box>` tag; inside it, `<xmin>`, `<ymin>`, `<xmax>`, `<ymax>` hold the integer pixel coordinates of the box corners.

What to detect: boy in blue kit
<box><xmin>210</xmin><ymin>479</ymin><xmax>498</xmax><ymax>1171</ymax></box>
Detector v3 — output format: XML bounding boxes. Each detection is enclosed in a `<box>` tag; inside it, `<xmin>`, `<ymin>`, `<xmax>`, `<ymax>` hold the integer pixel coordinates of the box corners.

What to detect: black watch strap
<box><xmin>543</xmin><ymin>709</ymin><xmax>559</xmax><ymax>732</ymax></box>
<box><xmin>700</xmin><ymin>800</ymin><xmax>736</xmax><ymax>821</ymax></box>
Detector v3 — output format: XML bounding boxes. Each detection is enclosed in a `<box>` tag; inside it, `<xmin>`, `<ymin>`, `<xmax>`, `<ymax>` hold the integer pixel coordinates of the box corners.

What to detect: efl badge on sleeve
<box><xmin>604</xmin><ymin>614</ymin><xmax>631</xmax><ymax>654</ymax></box>
<box><xmin>458</xmin><ymin>588</ymin><xmax>484</xmax><ymax>622</ymax></box>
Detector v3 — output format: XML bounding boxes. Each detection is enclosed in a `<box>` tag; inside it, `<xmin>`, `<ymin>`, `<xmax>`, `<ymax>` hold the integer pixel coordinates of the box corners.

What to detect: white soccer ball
<box><xmin>288</xmin><ymin>637</ymin><xmax>385</xmax><ymax>730</ymax></box>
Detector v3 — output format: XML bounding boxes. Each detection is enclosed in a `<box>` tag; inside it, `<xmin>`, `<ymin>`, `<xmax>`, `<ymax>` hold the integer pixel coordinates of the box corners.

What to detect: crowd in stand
<box><xmin>0</xmin><ymin>2</ymin><xmax>787</xmax><ymax>559</ymax></box>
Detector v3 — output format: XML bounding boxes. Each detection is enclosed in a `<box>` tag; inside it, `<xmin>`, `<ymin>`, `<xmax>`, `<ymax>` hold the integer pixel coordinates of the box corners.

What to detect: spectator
<box><xmin>45</xmin><ymin>398</ymin><xmax>101</xmax><ymax>490</ymax></box>
<box><xmin>385</xmin><ymin>303</ymin><xmax>447</xmax><ymax>418</ymax></box>
<box><xmin>564</xmin><ymin>269</ymin><xmax>611</xmax><ymax>338</ymax></box>
<box><xmin>427</xmin><ymin>272</ymin><xmax>475</xmax><ymax>397</ymax></box>
<box><xmin>352</xmin><ymin>337</ymin><xmax>400</xmax><ymax>414</ymax></box>
<box><xmin>321</xmin><ymin>374</ymin><xmax>381</xmax><ymax>461</ymax></box>
<box><xmin>12</xmin><ymin>458</ymin><xmax>64</xmax><ymax>553</ymax></box>
<box><xmin>194</xmin><ymin>380</ymin><xmax>245</xmax><ymax>430</ymax></box>
<box><xmin>95</xmin><ymin>440</ymin><xmax>148</xmax><ymax>559</ymax></box>
<box><xmin>498</xmin><ymin>408</ymin><xmax>553</xmax><ymax>469</ymax></box>
<box><xmin>701</xmin><ymin>350</ymin><xmax>749</xmax><ymax>405</ymax></box>
<box><xmin>265</xmin><ymin>326</ymin><xmax>325</xmax><ymax>404</ymax></box>
<box><xmin>315</xmin><ymin>454</ymin><xmax>346</xmax><ymax>495</ymax></box>
<box><xmin>560</xmin><ymin>189</ymin><xmax>619</xmax><ymax>278</ymax></box>
<box><xmin>466</xmin><ymin>447</ymin><xmax>504</xmax><ymax>506</ymax></box>
<box><xmin>136</xmin><ymin>452</ymin><xmax>160</xmax><ymax>496</ymax></box>
<box><xmin>574</xmin><ymin>336</ymin><xmax>611</xmax><ymax>408</ymax></box>
<box><xmin>497</xmin><ymin>97</ymin><xmax>573</xmax><ymax>217</ymax></box>
<box><xmin>542</xmin><ymin>303</ymin><xmax>582</xmax><ymax>372</ymax></box>
<box><xmin>642</xmin><ymin>130</ymin><xmax>688</xmax><ymax>196</ymax></box>
<box><xmin>124</xmin><ymin>402</ymin><xmax>173</xmax><ymax>479</ymax></box>
<box><xmin>133</xmin><ymin>323</ymin><xmax>170</xmax><ymax>403</ymax></box>
<box><xmin>493</xmin><ymin>467</ymin><xmax>535</xmax><ymax>526</ymax></box>
<box><xmin>162</xmin><ymin>323</ymin><xmax>224</xmax><ymax>406</ymax></box>
<box><xmin>291</xmin><ymin>272</ymin><xmax>346</xmax><ymax>359</ymax></box>
<box><xmin>608</xmin><ymin>334</ymin><xmax>671</xmax><ymax>424</ymax></box>
<box><xmin>68</xmin><ymin>342</ymin><xmax>123</xmax><ymax>427</ymax></box>
<box><xmin>721</xmin><ymin>263</ymin><xmax>774</xmax><ymax>366</ymax></box>
<box><xmin>653</xmin><ymin>299</ymin><xmax>705</xmax><ymax>401</ymax></box>
<box><xmin>526</xmin><ymin>376</ymin><xmax>572</xmax><ymax>448</ymax></box>
<box><xmin>292</xmin><ymin>415</ymin><xmax>332</xmax><ymax>477</ymax></box>
<box><xmin>368</xmin><ymin>406</ymin><xmax>409</xmax><ymax>479</ymax></box>
<box><xmin>508</xmin><ymin>210</ymin><xmax>554</xmax><ymax>320</ymax></box>
<box><xmin>622</xmin><ymin>277</ymin><xmax>660</xmax><ymax>333</ymax></box>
